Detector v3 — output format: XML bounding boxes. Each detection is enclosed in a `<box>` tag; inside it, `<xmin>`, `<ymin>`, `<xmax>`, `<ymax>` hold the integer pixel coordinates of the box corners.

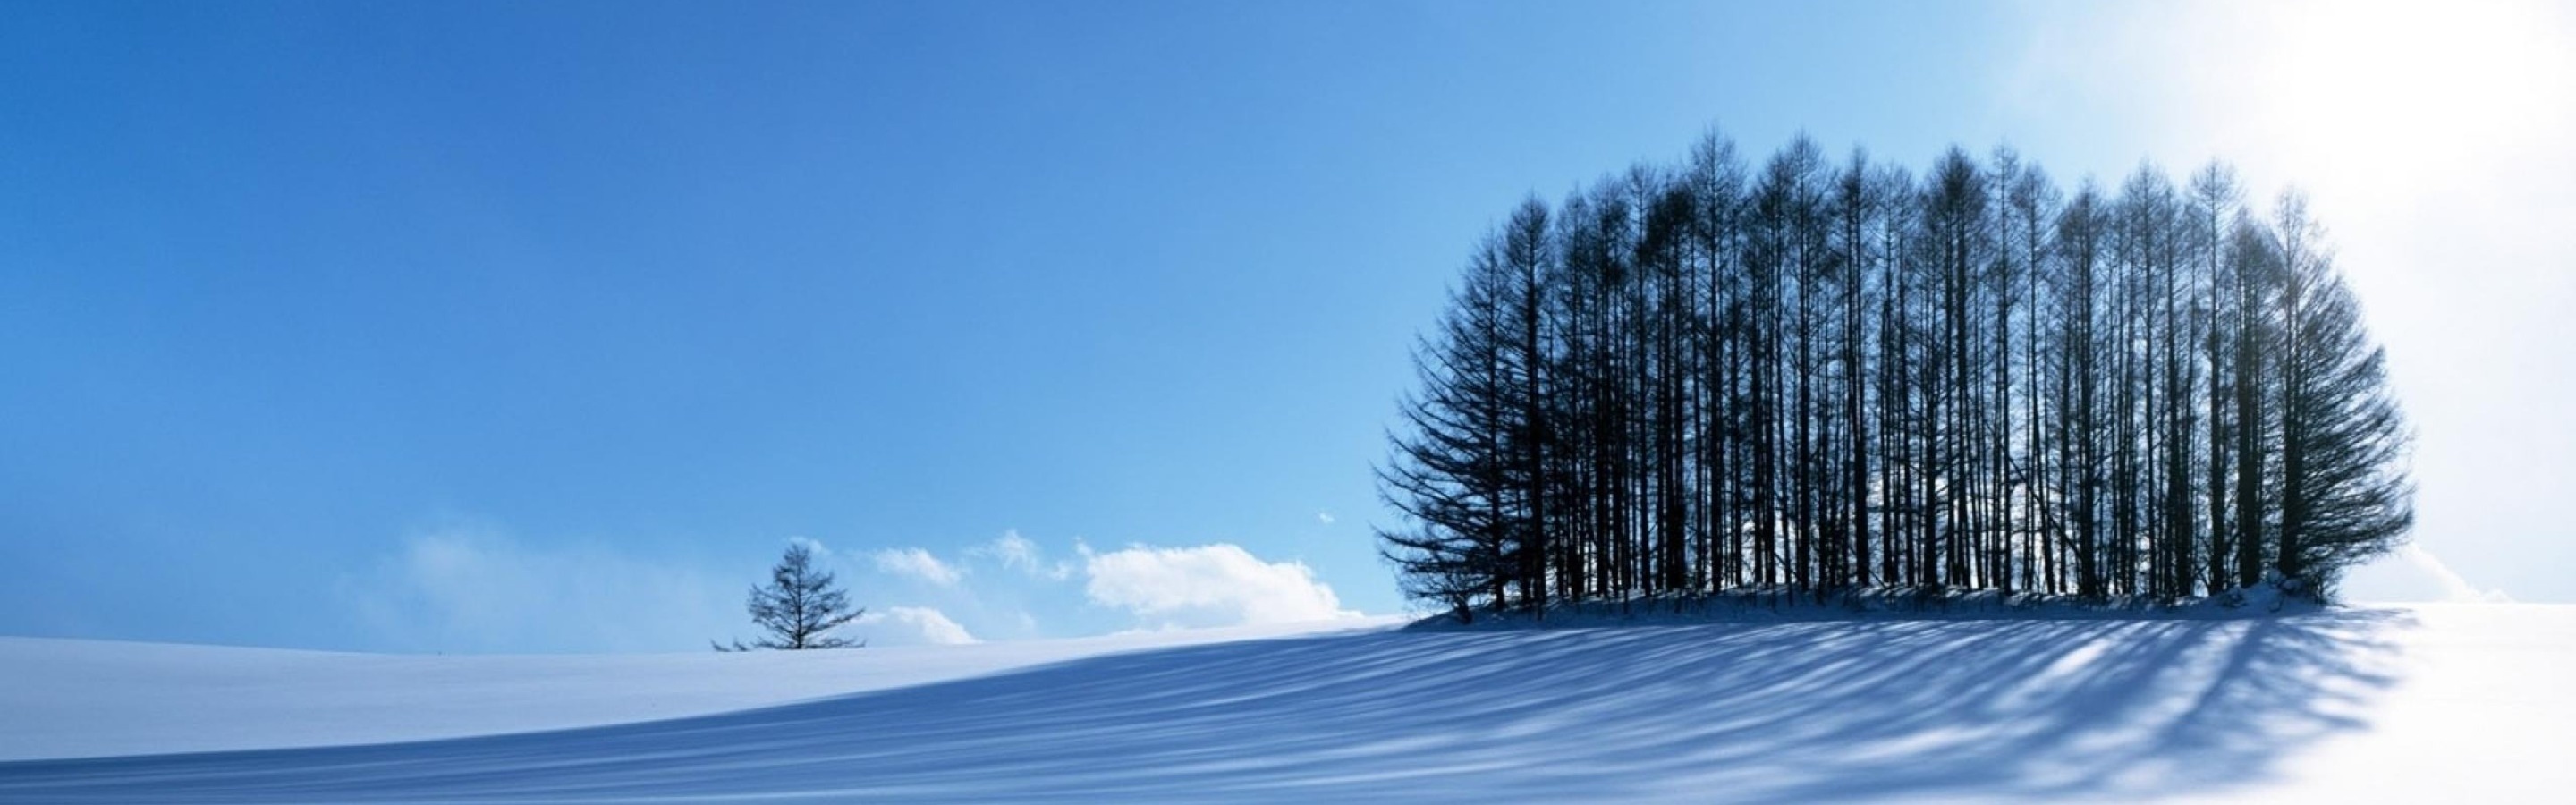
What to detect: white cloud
<box><xmin>786</xmin><ymin>535</ymin><xmax>834</xmax><ymax>559</ymax></box>
<box><xmin>1082</xmin><ymin>543</ymin><xmax>1358</xmax><ymax>629</ymax></box>
<box><xmin>343</xmin><ymin>527</ymin><xmax>739</xmax><ymax>654</ymax></box>
<box><xmin>857</xmin><ymin>606</ymin><xmax>979</xmax><ymax>646</ymax></box>
<box><xmin>2411</xmin><ymin>545</ymin><xmax>2514</xmax><ymax>604</ymax></box>
<box><xmin>871</xmin><ymin>547</ymin><xmax>963</xmax><ymax>587</ymax></box>
<box><xmin>969</xmin><ymin>530</ymin><xmax>1055</xmax><ymax>577</ymax></box>
<box><xmin>1316</xmin><ymin>512</ymin><xmax>1335</xmax><ymax>526</ymax></box>
<box><xmin>2345</xmin><ymin>544</ymin><xmax>2513</xmax><ymax>604</ymax></box>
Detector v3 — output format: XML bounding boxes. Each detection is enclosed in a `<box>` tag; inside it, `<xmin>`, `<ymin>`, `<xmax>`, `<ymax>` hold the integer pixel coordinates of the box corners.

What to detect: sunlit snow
<box><xmin>1</xmin><ymin>606</ymin><xmax>2564</xmax><ymax>802</ymax></box>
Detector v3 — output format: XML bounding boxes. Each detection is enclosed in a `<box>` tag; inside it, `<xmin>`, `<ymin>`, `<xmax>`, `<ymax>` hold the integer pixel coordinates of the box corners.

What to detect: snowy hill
<box><xmin>1</xmin><ymin>606</ymin><xmax>2567</xmax><ymax>803</ymax></box>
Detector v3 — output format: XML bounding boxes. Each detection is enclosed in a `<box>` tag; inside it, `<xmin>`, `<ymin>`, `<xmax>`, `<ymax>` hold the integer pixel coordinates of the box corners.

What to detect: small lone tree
<box><xmin>716</xmin><ymin>542</ymin><xmax>864</xmax><ymax>650</ymax></box>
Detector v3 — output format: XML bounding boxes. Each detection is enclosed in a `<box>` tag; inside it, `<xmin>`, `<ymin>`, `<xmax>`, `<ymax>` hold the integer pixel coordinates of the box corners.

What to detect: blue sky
<box><xmin>5</xmin><ymin>1</ymin><xmax>2568</xmax><ymax>651</ymax></box>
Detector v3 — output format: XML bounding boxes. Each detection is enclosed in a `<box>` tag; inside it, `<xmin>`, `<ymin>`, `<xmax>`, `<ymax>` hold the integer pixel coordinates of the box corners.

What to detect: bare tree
<box><xmin>718</xmin><ymin>542</ymin><xmax>864</xmax><ymax>650</ymax></box>
<box><xmin>2269</xmin><ymin>191</ymin><xmax>2413</xmax><ymax>598</ymax></box>
<box><xmin>1377</xmin><ymin>212</ymin><xmax>1550</xmax><ymax>619</ymax></box>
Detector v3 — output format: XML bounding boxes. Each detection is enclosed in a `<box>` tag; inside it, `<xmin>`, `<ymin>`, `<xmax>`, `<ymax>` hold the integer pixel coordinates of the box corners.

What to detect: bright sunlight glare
<box><xmin>2238</xmin><ymin>0</ymin><xmax>2574</xmax><ymax>205</ymax></box>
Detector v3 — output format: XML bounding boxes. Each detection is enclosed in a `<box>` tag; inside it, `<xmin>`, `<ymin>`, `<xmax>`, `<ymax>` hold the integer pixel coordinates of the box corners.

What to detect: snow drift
<box><xmin>1</xmin><ymin>606</ymin><xmax>2567</xmax><ymax>803</ymax></box>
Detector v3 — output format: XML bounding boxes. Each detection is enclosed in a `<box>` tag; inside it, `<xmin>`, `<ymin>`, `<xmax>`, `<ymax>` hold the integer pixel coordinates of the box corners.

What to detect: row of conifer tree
<box><xmin>1377</xmin><ymin>131</ymin><xmax>2412</xmax><ymax>618</ymax></box>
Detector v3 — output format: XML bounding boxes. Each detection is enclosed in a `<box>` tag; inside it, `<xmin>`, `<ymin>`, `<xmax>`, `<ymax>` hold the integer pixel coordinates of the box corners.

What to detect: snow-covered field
<box><xmin>0</xmin><ymin>606</ymin><xmax>2566</xmax><ymax>803</ymax></box>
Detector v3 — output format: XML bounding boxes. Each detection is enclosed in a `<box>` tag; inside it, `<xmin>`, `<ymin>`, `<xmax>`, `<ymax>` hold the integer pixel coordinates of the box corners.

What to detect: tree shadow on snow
<box><xmin>0</xmin><ymin>610</ymin><xmax>2410</xmax><ymax>803</ymax></box>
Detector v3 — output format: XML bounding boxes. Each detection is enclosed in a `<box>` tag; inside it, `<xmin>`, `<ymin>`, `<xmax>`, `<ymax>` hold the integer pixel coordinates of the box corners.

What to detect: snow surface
<box><xmin>0</xmin><ymin>619</ymin><xmax>1399</xmax><ymax>762</ymax></box>
<box><xmin>1</xmin><ymin>606</ymin><xmax>2567</xmax><ymax>802</ymax></box>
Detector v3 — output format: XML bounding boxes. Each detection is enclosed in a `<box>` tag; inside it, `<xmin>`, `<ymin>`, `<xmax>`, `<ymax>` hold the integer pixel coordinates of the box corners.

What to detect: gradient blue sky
<box><xmin>5</xmin><ymin>1</ymin><xmax>2568</xmax><ymax>652</ymax></box>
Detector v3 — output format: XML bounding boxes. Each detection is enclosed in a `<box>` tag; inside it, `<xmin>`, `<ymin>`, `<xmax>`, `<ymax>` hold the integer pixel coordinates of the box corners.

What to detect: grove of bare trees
<box><xmin>1377</xmin><ymin>131</ymin><xmax>2412</xmax><ymax>619</ymax></box>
